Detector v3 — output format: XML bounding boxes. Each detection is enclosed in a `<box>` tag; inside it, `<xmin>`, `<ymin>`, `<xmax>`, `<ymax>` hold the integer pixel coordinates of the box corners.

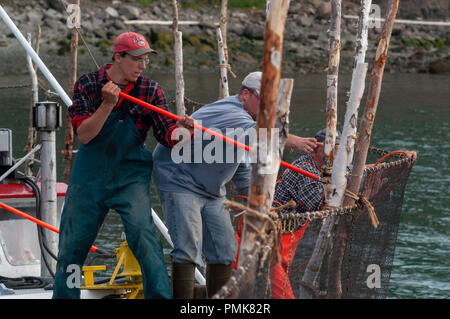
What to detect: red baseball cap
<box><xmin>113</xmin><ymin>31</ymin><xmax>157</xmax><ymax>56</ymax></box>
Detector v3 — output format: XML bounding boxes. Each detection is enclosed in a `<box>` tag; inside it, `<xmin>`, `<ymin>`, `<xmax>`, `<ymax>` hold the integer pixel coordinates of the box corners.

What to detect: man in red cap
<box><xmin>53</xmin><ymin>31</ymin><xmax>194</xmax><ymax>299</ymax></box>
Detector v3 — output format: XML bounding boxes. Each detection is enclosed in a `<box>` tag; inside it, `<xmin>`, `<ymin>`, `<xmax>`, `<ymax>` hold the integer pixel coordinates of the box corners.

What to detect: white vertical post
<box><xmin>34</xmin><ymin>102</ymin><xmax>61</xmax><ymax>277</ymax></box>
<box><xmin>40</xmin><ymin>130</ymin><xmax>58</xmax><ymax>277</ymax></box>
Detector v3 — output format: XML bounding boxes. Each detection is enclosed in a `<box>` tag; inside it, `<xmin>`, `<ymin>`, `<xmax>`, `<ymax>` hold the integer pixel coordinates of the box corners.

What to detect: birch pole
<box><xmin>236</xmin><ymin>0</ymin><xmax>290</xmax><ymax>298</ymax></box>
<box><xmin>220</xmin><ymin>0</ymin><xmax>229</xmax><ymax>62</ymax></box>
<box><xmin>327</xmin><ymin>0</ymin><xmax>400</xmax><ymax>299</ymax></box>
<box><xmin>298</xmin><ymin>0</ymin><xmax>342</xmax><ymax>299</ymax></box>
<box><xmin>217</xmin><ymin>27</ymin><xmax>229</xmax><ymax>98</ymax></box>
<box><xmin>218</xmin><ymin>0</ymin><xmax>229</xmax><ymax>99</ymax></box>
<box><xmin>323</xmin><ymin>0</ymin><xmax>342</xmax><ymax>206</ymax></box>
<box><xmin>328</xmin><ymin>0</ymin><xmax>372</xmax><ymax>210</ymax></box>
<box><xmin>172</xmin><ymin>0</ymin><xmax>185</xmax><ymax>116</ymax></box>
<box><xmin>63</xmin><ymin>0</ymin><xmax>79</xmax><ymax>182</ymax></box>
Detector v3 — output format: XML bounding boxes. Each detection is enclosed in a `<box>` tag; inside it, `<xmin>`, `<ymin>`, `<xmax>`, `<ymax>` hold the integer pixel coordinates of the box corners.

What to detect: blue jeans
<box><xmin>157</xmin><ymin>190</ymin><xmax>237</xmax><ymax>267</ymax></box>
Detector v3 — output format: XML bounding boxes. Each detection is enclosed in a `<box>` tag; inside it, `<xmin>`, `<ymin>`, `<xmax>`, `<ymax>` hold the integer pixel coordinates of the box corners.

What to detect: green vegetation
<box><xmin>147</xmin><ymin>31</ymin><xmax>218</xmax><ymax>54</ymax></box>
<box><xmin>136</xmin><ymin>0</ymin><xmax>156</xmax><ymax>5</ymax></box>
<box><xmin>402</xmin><ymin>38</ymin><xmax>450</xmax><ymax>49</ymax></box>
<box><xmin>154</xmin><ymin>32</ymin><xmax>173</xmax><ymax>52</ymax></box>
<box><xmin>229</xmin><ymin>0</ymin><xmax>266</xmax><ymax>9</ymax></box>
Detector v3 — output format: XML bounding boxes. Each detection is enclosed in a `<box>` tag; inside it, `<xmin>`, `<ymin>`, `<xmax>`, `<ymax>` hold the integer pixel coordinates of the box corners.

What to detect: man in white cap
<box><xmin>152</xmin><ymin>72</ymin><xmax>318</xmax><ymax>299</ymax></box>
<box><xmin>53</xmin><ymin>31</ymin><xmax>194</xmax><ymax>299</ymax></box>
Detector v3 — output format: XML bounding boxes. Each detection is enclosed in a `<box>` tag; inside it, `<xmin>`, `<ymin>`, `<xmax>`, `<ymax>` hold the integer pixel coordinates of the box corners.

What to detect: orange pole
<box><xmin>0</xmin><ymin>201</ymin><xmax>102</xmax><ymax>253</ymax></box>
<box><xmin>119</xmin><ymin>92</ymin><xmax>319</xmax><ymax>180</ymax></box>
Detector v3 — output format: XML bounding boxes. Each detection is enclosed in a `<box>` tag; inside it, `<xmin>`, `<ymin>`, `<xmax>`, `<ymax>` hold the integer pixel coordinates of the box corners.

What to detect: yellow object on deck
<box><xmin>81</xmin><ymin>239</ymin><xmax>144</xmax><ymax>299</ymax></box>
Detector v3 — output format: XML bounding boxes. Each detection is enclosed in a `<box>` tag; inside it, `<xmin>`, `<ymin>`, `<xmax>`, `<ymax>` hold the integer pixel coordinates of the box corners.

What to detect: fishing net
<box><xmin>168</xmin><ymin>97</ymin><xmax>205</xmax><ymax>115</ymax></box>
<box><xmin>215</xmin><ymin>147</ymin><xmax>415</xmax><ymax>299</ymax></box>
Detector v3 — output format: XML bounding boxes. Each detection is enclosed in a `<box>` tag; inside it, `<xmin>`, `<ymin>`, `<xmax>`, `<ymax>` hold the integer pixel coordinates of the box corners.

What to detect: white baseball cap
<box><xmin>241</xmin><ymin>72</ymin><xmax>262</xmax><ymax>95</ymax></box>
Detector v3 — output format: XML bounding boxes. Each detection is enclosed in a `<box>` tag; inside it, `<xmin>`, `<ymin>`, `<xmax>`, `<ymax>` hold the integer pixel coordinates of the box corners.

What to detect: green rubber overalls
<box><xmin>53</xmin><ymin>109</ymin><xmax>172</xmax><ymax>299</ymax></box>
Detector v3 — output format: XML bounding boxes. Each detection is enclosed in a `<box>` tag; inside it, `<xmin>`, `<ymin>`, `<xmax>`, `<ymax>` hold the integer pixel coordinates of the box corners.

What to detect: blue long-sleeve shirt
<box><xmin>152</xmin><ymin>95</ymin><xmax>256</xmax><ymax>199</ymax></box>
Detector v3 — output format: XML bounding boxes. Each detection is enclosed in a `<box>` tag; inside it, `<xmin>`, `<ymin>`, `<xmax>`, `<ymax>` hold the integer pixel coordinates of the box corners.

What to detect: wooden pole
<box><xmin>328</xmin><ymin>0</ymin><xmax>372</xmax><ymax>210</ymax></box>
<box><xmin>63</xmin><ymin>0</ymin><xmax>79</xmax><ymax>183</ymax></box>
<box><xmin>172</xmin><ymin>0</ymin><xmax>185</xmax><ymax>116</ymax></box>
<box><xmin>218</xmin><ymin>0</ymin><xmax>229</xmax><ymax>99</ymax></box>
<box><xmin>298</xmin><ymin>0</ymin><xmax>342</xmax><ymax>299</ymax></box>
<box><xmin>323</xmin><ymin>0</ymin><xmax>342</xmax><ymax>206</ymax></box>
<box><xmin>217</xmin><ymin>27</ymin><xmax>229</xmax><ymax>99</ymax></box>
<box><xmin>220</xmin><ymin>0</ymin><xmax>229</xmax><ymax>62</ymax></box>
<box><xmin>236</xmin><ymin>0</ymin><xmax>290</xmax><ymax>298</ymax></box>
<box><xmin>236</xmin><ymin>78</ymin><xmax>293</xmax><ymax>298</ymax></box>
<box><xmin>24</xmin><ymin>28</ymin><xmax>40</xmax><ymax>177</ymax></box>
<box><xmin>327</xmin><ymin>0</ymin><xmax>400</xmax><ymax>299</ymax></box>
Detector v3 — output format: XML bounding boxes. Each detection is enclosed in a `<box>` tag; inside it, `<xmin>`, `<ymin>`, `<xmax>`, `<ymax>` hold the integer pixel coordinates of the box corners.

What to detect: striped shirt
<box><xmin>69</xmin><ymin>64</ymin><xmax>177</xmax><ymax>146</ymax></box>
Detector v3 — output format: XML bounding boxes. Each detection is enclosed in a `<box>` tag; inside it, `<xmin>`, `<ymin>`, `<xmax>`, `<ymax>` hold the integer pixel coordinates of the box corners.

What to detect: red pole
<box><xmin>0</xmin><ymin>201</ymin><xmax>102</xmax><ymax>253</ymax></box>
<box><xmin>119</xmin><ymin>92</ymin><xmax>319</xmax><ymax>180</ymax></box>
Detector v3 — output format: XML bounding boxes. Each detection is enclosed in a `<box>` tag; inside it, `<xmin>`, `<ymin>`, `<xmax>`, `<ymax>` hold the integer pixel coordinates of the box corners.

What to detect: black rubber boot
<box><xmin>172</xmin><ymin>263</ymin><xmax>195</xmax><ymax>299</ymax></box>
<box><xmin>206</xmin><ymin>263</ymin><xmax>232</xmax><ymax>298</ymax></box>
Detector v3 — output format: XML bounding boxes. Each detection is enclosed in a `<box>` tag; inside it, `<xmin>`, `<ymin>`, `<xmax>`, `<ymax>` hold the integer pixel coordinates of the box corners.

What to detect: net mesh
<box><xmin>216</xmin><ymin>147</ymin><xmax>415</xmax><ymax>299</ymax></box>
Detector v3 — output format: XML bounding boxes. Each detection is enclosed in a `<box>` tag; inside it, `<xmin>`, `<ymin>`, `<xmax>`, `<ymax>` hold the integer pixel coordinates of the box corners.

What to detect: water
<box><xmin>0</xmin><ymin>70</ymin><xmax>448</xmax><ymax>299</ymax></box>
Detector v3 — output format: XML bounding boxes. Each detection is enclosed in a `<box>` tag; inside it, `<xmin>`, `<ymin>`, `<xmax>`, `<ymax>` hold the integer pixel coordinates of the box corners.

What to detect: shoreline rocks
<box><xmin>0</xmin><ymin>0</ymin><xmax>448</xmax><ymax>76</ymax></box>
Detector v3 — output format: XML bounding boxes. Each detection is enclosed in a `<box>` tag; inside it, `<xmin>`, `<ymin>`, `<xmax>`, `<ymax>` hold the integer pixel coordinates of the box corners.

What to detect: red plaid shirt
<box><xmin>69</xmin><ymin>64</ymin><xmax>177</xmax><ymax>147</ymax></box>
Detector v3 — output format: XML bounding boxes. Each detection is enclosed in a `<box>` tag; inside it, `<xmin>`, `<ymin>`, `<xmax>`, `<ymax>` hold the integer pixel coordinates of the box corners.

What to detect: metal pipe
<box><xmin>39</xmin><ymin>130</ymin><xmax>58</xmax><ymax>277</ymax></box>
<box><xmin>0</xmin><ymin>144</ymin><xmax>41</xmax><ymax>183</ymax></box>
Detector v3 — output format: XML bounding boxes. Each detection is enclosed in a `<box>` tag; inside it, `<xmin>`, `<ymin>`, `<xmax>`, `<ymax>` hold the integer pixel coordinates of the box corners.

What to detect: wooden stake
<box><xmin>63</xmin><ymin>0</ymin><xmax>79</xmax><ymax>183</ymax></box>
<box><xmin>172</xmin><ymin>0</ymin><xmax>185</xmax><ymax>116</ymax></box>
<box><xmin>323</xmin><ymin>0</ymin><xmax>342</xmax><ymax>206</ymax></box>
<box><xmin>328</xmin><ymin>0</ymin><xmax>372</xmax><ymax>210</ymax></box>
<box><xmin>299</xmin><ymin>0</ymin><xmax>342</xmax><ymax>299</ymax></box>
<box><xmin>218</xmin><ymin>0</ymin><xmax>229</xmax><ymax>100</ymax></box>
<box><xmin>327</xmin><ymin>0</ymin><xmax>400</xmax><ymax>299</ymax></box>
<box><xmin>220</xmin><ymin>0</ymin><xmax>229</xmax><ymax>62</ymax></box>
<box><xmin>217</xmin><ymin>27</ymin><xmax>229</xmax><ymax>99</ymax></box>
<box><xmin>24</xmin><ymin>28</ymin><xmax>40</xmax><ymax>177</ymax></box>
<box><xmin>235</xmin><ymin>0</ymin><xmax>290</xmax><ymax>298</ymax></box>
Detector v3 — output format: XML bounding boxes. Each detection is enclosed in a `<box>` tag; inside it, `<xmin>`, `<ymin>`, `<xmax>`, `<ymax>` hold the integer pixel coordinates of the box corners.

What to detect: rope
<box><xmin>223</xmin><ymin>200</ymin><xmax>281</xmax><ymax>264</ymax></box>
<box><xmin>0</xmin><ymin>83</ymin><xmax>31</xmax><ymax>89</ymax></box>
<box><xmin>345</xmin><ymin>189</ymin><xmax>379</xmax><ymax>229</ymax></box>
<box><xmin>218</xmin><ymin>63</ymin><xmax>237</xmax><ymax>78</ymax></box>
<box><xmin>374</xmin><ymin>150</ymin><xmax>409</xmax><ymax>166</ymax></box>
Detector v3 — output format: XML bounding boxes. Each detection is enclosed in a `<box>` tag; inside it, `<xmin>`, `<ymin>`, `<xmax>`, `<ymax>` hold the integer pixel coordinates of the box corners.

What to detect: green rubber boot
<box><xmin>206</xmin><ymin>263</ymin><xmax>232</xmax><ymax>298</ymax></box>
<box><xmin>172</xmin><ymin>263</ymin><xmax>196</xmax><ymax>299</ymax></box>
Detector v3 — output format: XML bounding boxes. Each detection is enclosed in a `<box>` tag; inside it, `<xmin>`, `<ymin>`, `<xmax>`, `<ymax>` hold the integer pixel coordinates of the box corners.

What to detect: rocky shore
<box><xmin>0</xmin><ymin>0</ymin><xmax>448</xmax><ymax>76</ymax></box>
